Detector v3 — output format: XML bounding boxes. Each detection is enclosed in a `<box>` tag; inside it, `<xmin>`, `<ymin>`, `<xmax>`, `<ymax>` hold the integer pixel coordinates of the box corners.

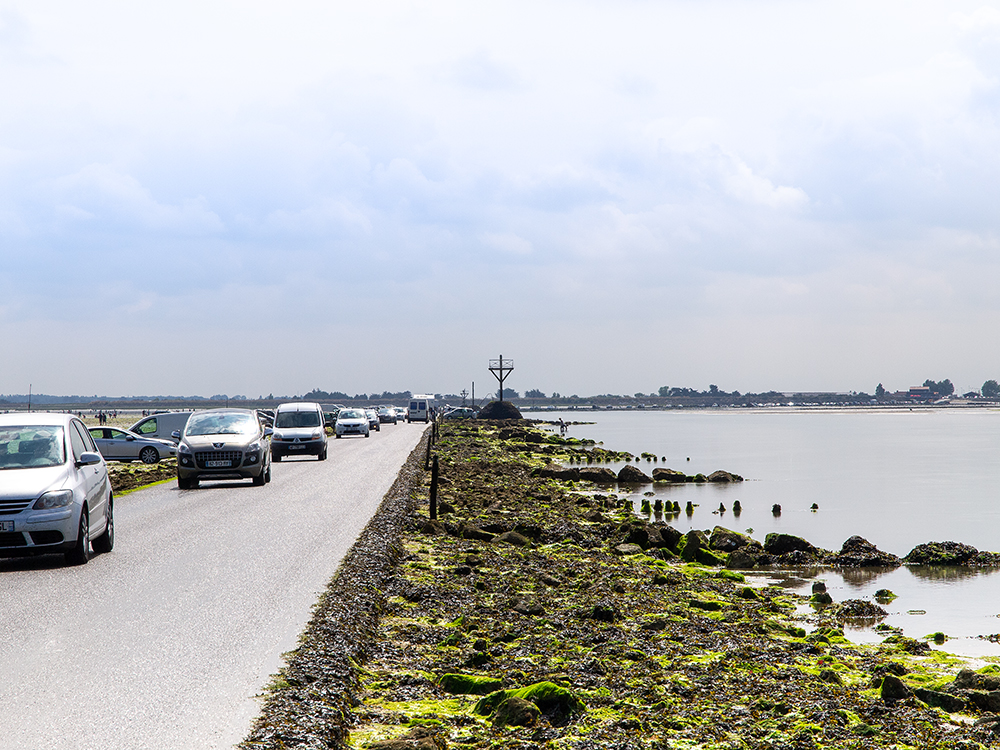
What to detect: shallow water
<box><xmin>540</xmin><ymin>407</ymin><xmax>1000</xmax><ymax>657</ymax></box>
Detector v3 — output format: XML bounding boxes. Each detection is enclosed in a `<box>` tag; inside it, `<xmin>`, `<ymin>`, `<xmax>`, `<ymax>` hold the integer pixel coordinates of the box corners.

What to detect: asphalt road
<box><xmin>0</xmin><ymin>421</ymin><xmax>426</xmax><ymax>750</ymax></box>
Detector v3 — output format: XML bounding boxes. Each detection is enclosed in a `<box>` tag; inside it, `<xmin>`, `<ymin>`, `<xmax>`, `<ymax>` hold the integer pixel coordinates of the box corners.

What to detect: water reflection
<box><xmin>906</xmin><ymin>565</ymin><xmax>1000</xmax><ymax>582</ymax></box>
<box><xmin>838</xmin><ymin>567</ymin><xmax>897</xmax><ymax>588</ymax></box>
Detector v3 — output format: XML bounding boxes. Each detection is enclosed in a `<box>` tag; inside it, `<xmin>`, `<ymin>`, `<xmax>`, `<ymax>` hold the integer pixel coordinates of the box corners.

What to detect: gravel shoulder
<box><xmin>241</xmin><ymin>420</ymin><xmax>999</xmax><ymax>750</ymax></box>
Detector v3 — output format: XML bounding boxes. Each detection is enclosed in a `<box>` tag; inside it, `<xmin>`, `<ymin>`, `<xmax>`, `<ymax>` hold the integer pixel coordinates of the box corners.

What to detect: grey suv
<box><xmin>175</xmin><ymin>409</ymin><xmax>272</xmax><ymax>489</ymax></box>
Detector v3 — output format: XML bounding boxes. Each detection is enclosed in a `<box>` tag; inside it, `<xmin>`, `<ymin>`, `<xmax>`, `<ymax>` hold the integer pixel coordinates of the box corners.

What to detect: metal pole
<box><xmin>27</xmin><ymin>384</ymin><xmax>31</xmax><ymax>413</ymax></box>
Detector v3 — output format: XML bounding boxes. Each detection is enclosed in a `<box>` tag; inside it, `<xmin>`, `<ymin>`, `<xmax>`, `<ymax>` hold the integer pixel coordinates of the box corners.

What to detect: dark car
<box><xmin>377</xmin><ymin>407</ymin><xmax>397</xmax><ymax>424</ymax></box>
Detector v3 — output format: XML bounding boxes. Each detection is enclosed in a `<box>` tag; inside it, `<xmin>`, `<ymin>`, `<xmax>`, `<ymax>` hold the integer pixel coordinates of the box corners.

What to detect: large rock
<box><xmin>651</xmin><ymin>468</ymin><xmax>687</xmax><ymax>483</ymax></box>
<box><xmin>366</xmin><ymin>726</ymin><xmax>446</xmax><ymax>749</ymax></box>
<box><xmin>764</xmin><ymin>533</ymin><xmax>818</xmax><ymax>556</ymax></box>
<box><xmin>951</xmin><ymin>668</ymin><xmax>1000</xmax><ymax>692</ymax></box>
<box><xmin>709</xmin><ymin>526</ymin><xmax>755</xmax><ymax>552</ymax></box>
<box><xmin>532</xmin><ymin>463</ymin><xmax>580</xmax><ymax>481</ymax></box>
<box><xmin>578</xmin><ymin>467</ymin><xmax>617</xmax><ymax>484</ymax></box>
<box><xmin>617</xmin><ymin>465</ymin><xmax>652</xmax><ymax>483</ymax></box>
<box><xmin>914</xmin><ymin>687</ymin><xmax>967</xmax><ymax>712</ymax></box>
<box><xmin>707</xmin><ymin>470</ymin><xmax>743</xmax><ymax>483</ymax></box>
<box><xmin>880</xmin><ymin>674</ymin><xmax>913</xmax><ymax>704</ymax></box>
<box><xmin>478</xmin><ymin>401</ymin><xmax>523</xmax><ymax>420</ymax></box>
<box><xmin>830</xmin><ymin>536</ymin><xmax>901</xmax><ymax>568</ymax></box>
<box><xmin>904</xmin><ymin>541</ymin><xmax>979</xmax><ymax>565</ymax></box>
<box><xmin>726</xmin><ymin>546</ymin><xmax>766</xmax><ymax>569</ymax></box>
<box><xmin>680</xmin><ymin>529</ymin><xmax>710</xmax><ymax>562</ymax></box>
<box><xmin>492</xmin><ymin>696</ymin><xmax>540</xmax><ymax>727</ymax></box>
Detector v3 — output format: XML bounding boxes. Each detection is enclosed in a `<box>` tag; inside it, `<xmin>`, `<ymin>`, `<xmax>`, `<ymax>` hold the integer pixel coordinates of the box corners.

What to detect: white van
<box><xmin>407</xmin><ymin>395</ymin><xmax>434</xmax><ymax>423</ymax></box>
<box><xmin>128</xmin><ymin>411</ymin><xmax>194</xmax><ymax>444</ymax></box>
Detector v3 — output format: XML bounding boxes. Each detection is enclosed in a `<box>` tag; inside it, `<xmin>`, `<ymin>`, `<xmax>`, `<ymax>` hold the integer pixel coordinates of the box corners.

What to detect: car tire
<box><xmin>273</xmin><ymin>454</ymin><xmax>282</xmax><ymax>462</ymax></box>
<box><xmin>265</xmin><ymin>461</ymin><xmax>272</xmax><ymax>483</ymax></box>
<box><xmin>66</xmin><ymin>507</ymin><xmax>90</xmax><ymax>565</ymax></box>
<box><xmin>139</xmin><ymin>446</ymin><xmax>159</xmax><ymax>464</ymax></box>
<box><xmin>178</xmin><ymin>475</ymin><xmax>191</xmax><ymax>490</ymax></box>
<box><xmin>253</xmin><ymin>469</ymin><xmax>266</xmax><ymax>486</ymax></box>
<box><xmin>365</xmin><ymin>431</ymin><xmax>370</xmax><ymax>438</ymax></box>
<box><xmin>336</xmin><ymin>434</ymin><xmax>342</xmax><ymax>439</ymax></box>
<box><xmin>318</xmin><ymin>446</ymin><xmax>327</xmax><ymax>460</ymax></box>
<box><xmin>92</xmin><ymin>497</ymin><xmax>114</xmax><ymax>554</ymax></box>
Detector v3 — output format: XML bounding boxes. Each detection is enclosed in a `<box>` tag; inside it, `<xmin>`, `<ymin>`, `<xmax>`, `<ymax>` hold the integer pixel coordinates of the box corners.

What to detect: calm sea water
<box><xmin>540</xmin><ymin>407</ymin><xmax>1000</xmax><ymax>657</ymax></box>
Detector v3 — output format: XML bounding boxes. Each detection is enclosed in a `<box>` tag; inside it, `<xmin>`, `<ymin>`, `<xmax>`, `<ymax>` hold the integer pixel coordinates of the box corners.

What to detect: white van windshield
<box><xmin>275</xmin><ymin>410</ymin><xmax>321</xmax><ymax>428</ymax></box>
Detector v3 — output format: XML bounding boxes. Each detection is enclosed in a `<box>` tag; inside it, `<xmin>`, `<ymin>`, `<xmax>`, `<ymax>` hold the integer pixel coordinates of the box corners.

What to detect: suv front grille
<box><xmin>0</xmin><ymin>499</ymin><xmax>32</xmax><ymax>515</ymax></box>
<box><xmin>194</xmin><ymin>451</ymin><xmax>244</xmax><ymax>469</ymax></box>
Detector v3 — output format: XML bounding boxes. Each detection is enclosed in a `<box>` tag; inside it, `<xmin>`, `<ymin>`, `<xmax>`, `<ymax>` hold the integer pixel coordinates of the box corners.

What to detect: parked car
<box><xmin>377</xmin><ymin>406</ymin><xmax>397</xmax><ymax>424</ymax></box>
<box><xmin>442</xmin><ymin>407</ymin><xmax>478</xmax><ymax>420</ymax></box>
<box><xmin>365</xmin><ymin>409</ymin><xmax>381</xmax><ymax>432</ymax></box>
<box><xmin>128</xmin><ymin>411</ymin><xmax>193</xmax><ymax>444</ymax></box>
<box><xmin>335</xmin><ymin>409</ymin><xmax>370</xmax><ymax>438</ymax></box>
<box><xmin>271</xmin><ymin>402</ymin><xmax>328</xmax><ymax>462</ymax></box>
<box><xmin>175</xmin><ymin>409</ymin><xmax>272</xmax><ymax>489</ymax></box>
<box><xmin>88</xmin><ymin>427</ymin><xmax>176</xmax><ymax>463</ymax></box>
<box><xmin>0</xmin><ymin>413</ymin><xmax>114</xmax><ymax>564</ymax></box>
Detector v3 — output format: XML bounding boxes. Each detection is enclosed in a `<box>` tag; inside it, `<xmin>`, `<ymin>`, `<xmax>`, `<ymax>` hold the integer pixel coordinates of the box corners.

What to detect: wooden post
<box><xmin>425</xmin><ymin>432</ymin><xmax>432</xmax><ymax>470</ymax></box>
<box><xmin>430</xmin><ymin>455</ymin><xmax>439</xmax><ymax>520</ymax></box>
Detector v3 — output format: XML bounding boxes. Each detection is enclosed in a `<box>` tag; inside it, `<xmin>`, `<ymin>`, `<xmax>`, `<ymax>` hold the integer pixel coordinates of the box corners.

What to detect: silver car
<box><xmin>175</xmin><ymin>409</ymin><xmax>272</xmax><ymax>489</ymax></box>
<box><xmin>0</xmin><ymin>413</ymin><xmax>114</xmax><ymax>564</ymax></box>
<box><xmin>88</xmin><ymin>426</ymin><xmax>177</xmax><ymax>463</ymax></box>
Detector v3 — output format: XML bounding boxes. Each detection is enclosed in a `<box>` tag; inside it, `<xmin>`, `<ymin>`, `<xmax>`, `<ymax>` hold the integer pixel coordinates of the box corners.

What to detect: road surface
<box><xmin>0</xmin><ymin>422</ymin><xmax>425</xmax><ymax>750</ymax></box>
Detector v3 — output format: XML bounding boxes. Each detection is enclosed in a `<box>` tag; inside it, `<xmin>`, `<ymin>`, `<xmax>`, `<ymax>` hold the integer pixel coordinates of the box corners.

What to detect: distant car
<box><xmin>365</xmin><ymin>409</ymin><xmax>381</xmax><ymax>431</ymax></box>
<box><xmin>335</xmin><ymin>409</ymin><xmax>370</xmax><ymax>438</ymax></box>
<box><xmin>377</xmin><ymin>407</ymin><xmax>397</xmax><ymax>424</ymax></box>
<box><xmin>88</xmin><ymin>427</ymin><xmax>177</xmax><ymax>463</ymax></box>
<box><xmin>271</xmin><ymin>402</ymin><xmax>328</xmax><ymax>462</ymax></box>
<box><xmin>442</xmin><ymin>407</ymin><xmax>478</xmax><ymax>420</ymax></box>
<box><xmin>175</xmin><ymin>409</ymin><xmax>272</xmax><ymax>489</ymax></box>
<box><xmin>0</xmin><ymin>413</ymin><xmax>114</xmax><ymax>564</ymax></box>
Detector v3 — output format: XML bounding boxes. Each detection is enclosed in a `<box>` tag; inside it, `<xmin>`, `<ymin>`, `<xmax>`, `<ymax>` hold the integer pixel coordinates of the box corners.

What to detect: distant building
<box><xmin>907</xmin><ymin>386</ymin><xmax>933</xmax><ymax>401</ymax></box>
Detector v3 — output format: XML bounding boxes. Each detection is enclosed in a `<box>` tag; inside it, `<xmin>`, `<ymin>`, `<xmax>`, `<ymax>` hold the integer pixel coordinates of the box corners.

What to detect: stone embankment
<box><xmin>241</xmin><ymin>420</ymin><xmax>1000</xmax><ymax>750</ymax></box>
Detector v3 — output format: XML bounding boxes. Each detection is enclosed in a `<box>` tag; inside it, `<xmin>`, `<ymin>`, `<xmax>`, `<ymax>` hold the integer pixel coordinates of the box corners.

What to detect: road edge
<box><xmin>239</xmin><ymin>426</ymin><xmax>430</xmax><ymax>750</ymax></box>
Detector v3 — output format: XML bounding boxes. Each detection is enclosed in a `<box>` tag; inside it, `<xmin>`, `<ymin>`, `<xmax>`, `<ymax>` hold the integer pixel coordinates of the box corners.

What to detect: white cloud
<box><xmin>480</xmin><ymin>231</ymin><xmax>532</xmax><ymax>256</ymax></box>
<box><xmin>722</xmin><ymin>156</ymin><xmax>809</xmax><ymax>209</ymax></box>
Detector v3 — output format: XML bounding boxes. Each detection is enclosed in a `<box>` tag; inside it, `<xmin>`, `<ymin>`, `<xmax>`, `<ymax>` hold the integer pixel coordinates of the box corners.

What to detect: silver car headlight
<box><xmin>312</xmin><ymin>430</ymin><xmax>322</xmax><ymax>439</ymax></box>
<box><xmin>33</xmin><ymin>489</ymin><xmax>74</xmax><ymax>510</ymax></box>
<box><xmin>246</xmin><ymin>441</ymin><xmax>261</xmax><ymax>454</ymax></box>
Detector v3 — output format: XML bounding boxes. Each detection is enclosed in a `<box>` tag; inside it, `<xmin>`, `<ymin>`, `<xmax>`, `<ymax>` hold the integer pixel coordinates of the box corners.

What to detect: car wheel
<box><xmin>178</xmin><ymin>475</ymin><xmax>191</xmax><ymax>490</ymax></box>
<box><xmin>365</xmin><ymin>431</ymin><xmax>370</xmax><ymax>438</ymax></box>
<box><xmin>265</xmin><ymin>461</ymin><xmax>272</xmax><ymax>483</ymax></box>
<box><xmin>66</xmin><ymin>507</ymin><xmax>90</xmax><ymax>565</ymax></box>
<box><xmin>273</xmin><ymin>454</ymin><xmax>282</xmax><ymax>462</ymax></box>
<box><xmin>318</xmin><ymin>446</ymin><xmax>327</xmax><ymax>460</ymax></box>
<box><xmin>336</xmin><ymin>433</ymin><xmax>342</xmax><ymax>438</ymax></box>
<box><xmin>92</xmin><ymin>497</ymin><xmax>114</xmax><ymax>553</ymax></box>
<box><xmin>139</xmin><ymin>446</ymin><xmax>159</xmax><ymax>464</ymax></box>
<box><xmin>253</xmin><ymin>468</ymin><xmax>266</xmax><ymax>486</ymax></box>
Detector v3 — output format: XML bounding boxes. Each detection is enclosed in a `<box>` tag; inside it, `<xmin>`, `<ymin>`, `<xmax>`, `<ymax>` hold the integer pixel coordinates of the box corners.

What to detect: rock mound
<box><xmin>478</xmin><ymin>401</ymin><xmax>523</xmax><ymax>420</ymax></box>
<box><xmin>617</xmin><ymin>465</ymin><xmax>652</xmax><ymax>483</ymax></box>
<box><xmin>829</xmin><ymin>536</ymin><xmax>901</xmax><ymax>568</ymax></box>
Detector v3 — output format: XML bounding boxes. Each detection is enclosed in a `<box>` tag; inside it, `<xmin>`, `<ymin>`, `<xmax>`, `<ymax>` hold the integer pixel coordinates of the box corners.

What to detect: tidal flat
<box><xmin>244</xmin><ymin>420</ymin><xmax>1000</xmax><ymax>749</ymax></box>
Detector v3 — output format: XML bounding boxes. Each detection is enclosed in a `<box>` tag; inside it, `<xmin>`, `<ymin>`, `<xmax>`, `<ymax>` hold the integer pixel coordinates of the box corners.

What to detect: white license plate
<box><xmin>290</xmin><ymin>445</ymin><xmax>305</xmax><ymax>450</ymax></box>
<box><xmin>206</xmin><ymin>460</ymin><xmax>231</xmax><ymax>468</ymax></box>
<box><xmin>0</xmin><ymin>521</ymin><xmax>13</xmax><ymax>532</ymax></box>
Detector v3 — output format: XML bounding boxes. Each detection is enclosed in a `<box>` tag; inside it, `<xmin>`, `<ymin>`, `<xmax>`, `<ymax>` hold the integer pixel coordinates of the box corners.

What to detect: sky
<box><xmin>3</xmin><ymin>0</ymin><xmax>1000</xmax><ymax>399</ymax></box>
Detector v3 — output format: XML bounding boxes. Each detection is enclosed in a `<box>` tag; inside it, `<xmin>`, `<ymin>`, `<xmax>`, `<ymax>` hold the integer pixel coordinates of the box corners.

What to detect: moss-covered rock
<box><xmin>473</xmin><ymin>681</ymin><xmax>584</xmax><ymax>718</ymax></box>
<box><xmin>437</xmin><ymin>673</ymin><xmax>503</xmax><ymax>695</ymax></box>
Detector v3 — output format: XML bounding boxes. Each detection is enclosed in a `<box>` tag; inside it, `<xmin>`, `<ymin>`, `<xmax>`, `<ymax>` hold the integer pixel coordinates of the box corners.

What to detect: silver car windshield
<box><xmin>275</xmin><ymin>411</ymin><xmax>321</xmax><ymax>428</ymax></box>
<box><xmin>0</xmin><ymin>426</ymin><xmax>65</xmax><ymax>469</ymax></box>
<box><xmin>339</xmin><ymin>410</ymin><xmax>363</xmax><ymax>419</ymax></box>
<box><xmin>186</xmin><ymin>413</ymin><xmax>258</xmax><ymax>436</ymax></box>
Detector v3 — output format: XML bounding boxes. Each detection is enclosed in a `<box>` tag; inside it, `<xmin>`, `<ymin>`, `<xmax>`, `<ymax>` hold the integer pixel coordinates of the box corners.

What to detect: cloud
<box><xmin>450</xmin><ymin>50</ymin><xmax>521</xmax><ymax>90</ymax></box>
<box><xmin>480</xmin><ymin>231</ymin><xmax>532</xmax><ymax>256</ymax></box>
<box><xmin>50</xmin><ymin>164</ymin><xmax>223</xmax><ymax>234</ymax></box>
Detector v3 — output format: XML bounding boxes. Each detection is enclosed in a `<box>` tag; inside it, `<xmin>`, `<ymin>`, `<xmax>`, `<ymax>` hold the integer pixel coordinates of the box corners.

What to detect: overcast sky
<box><xmin>3</xmin><ymin>1</ymin><xmax>1000</xmax><ymax>398</ymax></box>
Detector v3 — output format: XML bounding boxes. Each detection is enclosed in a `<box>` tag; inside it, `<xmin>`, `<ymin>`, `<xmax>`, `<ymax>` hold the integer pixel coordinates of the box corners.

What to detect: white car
<box><xmin>335</xmin><ymin>409</ymin><xmax>370</xmax><ymax>438</ymax></box>
<box><xmin>0</xmin><ymin>413</ymin><xmax>114</xmax><ymax>564</ymax></box>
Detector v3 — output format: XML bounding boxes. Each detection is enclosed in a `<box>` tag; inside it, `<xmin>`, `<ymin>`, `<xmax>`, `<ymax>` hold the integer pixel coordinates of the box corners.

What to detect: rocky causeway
<box><xmin>239</xmin><ymin>419</ymin><xmax>1000</xmax><ymax>750</ymax></box>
